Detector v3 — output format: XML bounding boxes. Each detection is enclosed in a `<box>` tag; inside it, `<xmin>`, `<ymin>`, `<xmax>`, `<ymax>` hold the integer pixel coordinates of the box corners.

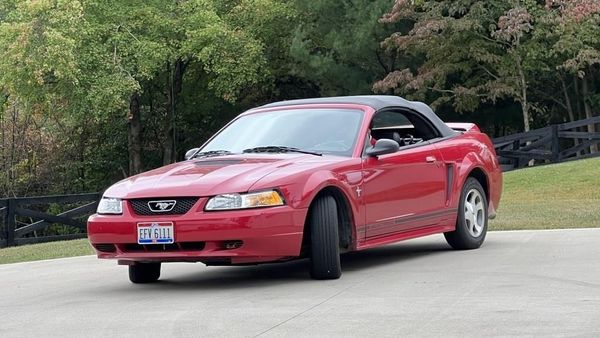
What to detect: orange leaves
<box><xmin>546</xmin><ymin>0</ymin><xmax>600</xmax><ymax>22</ymax></box>
<box><xmin>492</xmin><ymin>7</ymin><xmax>533</xmax><ymax>43</ymax></box>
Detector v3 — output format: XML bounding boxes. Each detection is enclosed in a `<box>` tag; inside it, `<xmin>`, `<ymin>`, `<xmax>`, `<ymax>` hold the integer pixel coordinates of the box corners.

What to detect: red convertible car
<box><xmin>88</xmin><ymin>96</ymin><xmax>502</xmax><ymax>283</ymax></box>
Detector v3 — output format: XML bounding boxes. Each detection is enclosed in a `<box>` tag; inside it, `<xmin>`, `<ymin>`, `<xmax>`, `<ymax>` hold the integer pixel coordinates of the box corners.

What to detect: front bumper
<box><xmin>87</xmin><ymin>198</ymin><xmax>308</xmax><ymax>264</ymax></box>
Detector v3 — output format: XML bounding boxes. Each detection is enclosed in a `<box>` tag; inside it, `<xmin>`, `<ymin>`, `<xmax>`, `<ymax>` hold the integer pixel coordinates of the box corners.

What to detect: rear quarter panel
<box><xmin>435</xmin><ymin>132</ymin><xmax>502</xmax><ymax>218</ymax></box>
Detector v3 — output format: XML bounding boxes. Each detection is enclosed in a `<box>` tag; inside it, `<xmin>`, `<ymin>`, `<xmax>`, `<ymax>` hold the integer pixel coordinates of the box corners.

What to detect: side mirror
<box><xmin>184</xmin><ymin>148</ymin><xmax>200</xmax><ymax>160</ymax></box>
<box><xmin>366</xmin><ymin>139</ymin><xmax>399</xmax><ymax>157</ymax></box>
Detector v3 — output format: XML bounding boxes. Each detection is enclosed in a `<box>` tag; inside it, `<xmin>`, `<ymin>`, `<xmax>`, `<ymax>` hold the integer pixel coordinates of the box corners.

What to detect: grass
<box><xmin>1</xmin><ymin>157</ymin><xmax>598</xmax><ymax>264</ymax></box>
<box><xmin>0</xmin><ymin>239</ymin><xmax>93</xmax><ymax>265</ymax></box>
<box><xmin>490</xmin><ymin>157</ymin><xmax>600</xmax><ymax>231</ymax></box>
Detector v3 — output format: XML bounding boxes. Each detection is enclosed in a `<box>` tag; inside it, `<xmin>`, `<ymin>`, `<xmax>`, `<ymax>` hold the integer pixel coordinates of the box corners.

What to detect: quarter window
<box><xmin>369</xmin><ymin>110</ymin><xmax>440</xmax><ymax>149</ymax></box>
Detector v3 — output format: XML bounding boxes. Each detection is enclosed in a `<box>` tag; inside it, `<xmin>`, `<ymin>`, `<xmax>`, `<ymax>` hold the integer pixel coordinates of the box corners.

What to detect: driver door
<box><xmin>362</xmin><ymin>110</ymin><xmax>447</xmax><ymax>239</ymax></box>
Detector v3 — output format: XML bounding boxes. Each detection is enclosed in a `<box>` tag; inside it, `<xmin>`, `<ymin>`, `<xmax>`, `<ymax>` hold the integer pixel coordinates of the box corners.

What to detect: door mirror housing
<box><xmin>184</xmin><ymin>148</ymin><xmax>200</xmax><ymax>160</ymax></box>
<box><xmin>366</xmin><ymin>139</ymin><xmax>399</xmax><ymax>157</ymax></box>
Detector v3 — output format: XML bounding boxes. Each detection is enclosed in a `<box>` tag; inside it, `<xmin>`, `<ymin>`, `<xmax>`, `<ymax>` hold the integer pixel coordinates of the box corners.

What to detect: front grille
<box><xmin>121</xmin><ymin>242</ymin><xmax>205</xmax><ymax>253</ymax></box>
<box><xmin>129</xmin><ymin>197</ymin><xmax>199</xmax><ymax>216</ymax></box>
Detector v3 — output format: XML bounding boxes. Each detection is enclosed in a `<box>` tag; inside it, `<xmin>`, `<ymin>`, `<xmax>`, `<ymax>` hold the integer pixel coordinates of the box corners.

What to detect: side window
<box><xmin>370</xmin><ymin>110</ymin><xmax>440</xmax><ymax>148</ymax></box>
<box><xmin>372</xmin><ymin>111</ymin><xmax>412</xmax><ymax>129</ymax></box>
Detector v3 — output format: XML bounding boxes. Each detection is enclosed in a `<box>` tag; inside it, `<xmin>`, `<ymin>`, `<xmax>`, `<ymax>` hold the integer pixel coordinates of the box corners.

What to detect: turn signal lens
<box><xmin>244</xmin><ymin>190</ymin><xmax>284</xmax><ymax>208</ymax></box>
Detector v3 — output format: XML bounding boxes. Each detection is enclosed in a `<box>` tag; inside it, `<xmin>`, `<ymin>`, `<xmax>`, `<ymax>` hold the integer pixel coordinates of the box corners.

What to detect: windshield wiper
<box><xmin>243</xmin><ymin>146</ymin><xmax>322</xmax><ymax>156</ymax></box>
<box><xmin>192</xmin><ymin>150</ymin><xmax>235</xmax><ymax>159</ymax></box>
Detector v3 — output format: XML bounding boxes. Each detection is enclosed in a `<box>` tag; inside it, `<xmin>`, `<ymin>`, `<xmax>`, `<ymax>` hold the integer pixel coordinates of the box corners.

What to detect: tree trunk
<box><xmin>128</xmin><ymin>93</ymin><xmax>143</xmax><ymax>176</ymax></box>
<box><xmin>0</xmin><ymin>98</ymin><xmax>5</xmax><ymax>196</ymax></box>
<box><xmin>559</xmin><ymin>73</ymin><xmax>575</xmax><ymax>122</ymax></box>
<box><xmin>516</xmin><ymin>59</ymin><xmax>533</xmax><ymax>165</ymax></box>
<box><xmin>573</xmin><ymin>76</ymin><xmax>582</xmax><ymax>120</ymax></box>
<box><xmin>9</xmin><ymin>103</ymin><xmax>17</xmax><ymax>196</ymax></box>
<box><xmin>163</xmin><ymin>59</ymin><xmax>187</xmax><ymax>165</ymax></box>
<box><xmin>560</xmin><ymin>73</ymin><xmax>580</xmax><ymax>155</ymax></box>
<box><xmin>581</xmin><ymin>76</ymin><xmax>598</xmax><ymax>154</ymax></box>
<box><xmin>163</xmin><ymin>127</ymin><xmax>174</xmax><ymax>165</ymax></box>
<box><xmin>517</xmin><ymin>62</ymin><xmax>530</xmax><ymax>132</ymax></box>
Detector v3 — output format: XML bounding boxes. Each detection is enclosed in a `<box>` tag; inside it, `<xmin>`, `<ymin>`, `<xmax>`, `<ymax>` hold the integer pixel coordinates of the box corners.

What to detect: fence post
<box><xmin>512</xmin><ymin>140</ymin><xmax>521</xmax><ymax>169</ymax></box>
<box><xmin>551</xmin><ymin>125</ymin><xmax>560</xmax><ymax>163</ymax></box>
<box><xmin>5</xmin><ymin>199</ymin><xmax>16</xmax><ymax>247</ymax></box>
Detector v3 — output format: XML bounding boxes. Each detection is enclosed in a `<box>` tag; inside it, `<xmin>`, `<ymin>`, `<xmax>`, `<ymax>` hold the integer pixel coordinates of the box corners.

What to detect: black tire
<box><xmin>129</xmin><ymin>262</ymin><xmax>161</xmax><ymax>284</ymax></box>
<box><xmin>309</xmin><ymin>196</ymin><xmax>342</xmax><ymax>280</ymax></box>
<box><xmin>444</xmin><ymin>177</ymin><xmax>488</xmax><ymax>250</ymax></box>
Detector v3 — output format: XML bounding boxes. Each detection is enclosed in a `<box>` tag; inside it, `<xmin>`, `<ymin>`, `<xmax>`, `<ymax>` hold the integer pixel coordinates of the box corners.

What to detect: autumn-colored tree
<box><xmin>545</xmin><ymin>0</ymin><xmax>600</xmax><ymax>152</ymax></box>
<box><xmin>1</xmin><ymin>0</ymin><xmax>599</xmax><ymax>197</ymax></box>
<box><xmin>376</xmin><ymin>1</ymin><xmax>598</xmax><ymax>135</ymax></box>
<box><xmin>374</xmin><ymin>1</ymin><xmax>546</xmax><ymax>129</ymax></box>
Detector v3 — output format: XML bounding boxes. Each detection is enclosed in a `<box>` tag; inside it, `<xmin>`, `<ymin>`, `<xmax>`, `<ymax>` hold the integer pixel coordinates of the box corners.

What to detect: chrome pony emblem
<box><xmin>148</xmin><ymin>200</ymin><xmax>177</xmax><ymax>212</ymax></box>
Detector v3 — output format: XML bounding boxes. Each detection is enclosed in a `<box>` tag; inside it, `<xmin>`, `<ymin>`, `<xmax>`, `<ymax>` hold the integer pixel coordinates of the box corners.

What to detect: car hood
<box><xmin>103</xmin><ymin>154</ymin><xmax>344</xmax><ymax>199</ymax></box>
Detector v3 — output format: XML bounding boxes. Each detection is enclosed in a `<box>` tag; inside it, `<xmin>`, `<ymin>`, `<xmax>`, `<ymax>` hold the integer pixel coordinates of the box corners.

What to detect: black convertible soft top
<box><xmin>258</xmin><ymin>95</ymin><xmax>456</xmax><ymax>137</ymax></box>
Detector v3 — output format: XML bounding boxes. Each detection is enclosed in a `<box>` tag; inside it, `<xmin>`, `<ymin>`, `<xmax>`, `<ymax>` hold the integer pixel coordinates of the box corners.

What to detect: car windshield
<box><xmin>200</xmin><ymin>108</ymin><xmax>364</xmax><ymax>157</ymax></box>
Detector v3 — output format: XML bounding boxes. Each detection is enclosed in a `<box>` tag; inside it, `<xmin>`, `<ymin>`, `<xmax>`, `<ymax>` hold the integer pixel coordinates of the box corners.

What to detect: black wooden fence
<box><xmin>0</xmin><ymin>193</ymin><xmax>99</xmax><ymax>248</ymax></box>
<box><xmin>493</xmin><ymin>116</ymin><xmax>600</xmax><ymax>171</ymax></box>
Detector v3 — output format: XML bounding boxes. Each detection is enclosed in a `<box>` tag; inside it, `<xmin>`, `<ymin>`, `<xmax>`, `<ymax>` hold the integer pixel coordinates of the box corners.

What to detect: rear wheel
<box><xmin>309</xmin><ymin>196</ymin><xmax>342</xmax><ymax>280</ymax></box>
<box><xmin>129</xmin><ymin>262</ymin><xmax>161</xmax><ymax>283</ymax></box>
<box><xmin>444</xmin><ymin>177</ymin><xmax>488</xmax><ymax>250</ymax></box>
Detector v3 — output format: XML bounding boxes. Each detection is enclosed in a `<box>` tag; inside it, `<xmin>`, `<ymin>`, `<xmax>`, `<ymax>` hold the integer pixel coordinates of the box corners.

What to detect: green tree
<box><xmin>289</xmin><ymin>0</ymin><xmax>397</xmax><ymax>96</ymax></box>
<box><xmin>374</xmin><ymin>1</ymin><xmax>525</xmax><ymax>122</ymax></box>
<box><xmin>546</xmin><ymin>0</ymin><xmax>600</xmax><ymax>152</ymax></box>
<box><xmin>0</xmin><ymin>0</ymin><xmax>296</xmax><ymax>185</ymax></box>
<box><xmin>375</xmin><ymin>0</ymin><xmax>600</xmax><ymax>136</ymax></box>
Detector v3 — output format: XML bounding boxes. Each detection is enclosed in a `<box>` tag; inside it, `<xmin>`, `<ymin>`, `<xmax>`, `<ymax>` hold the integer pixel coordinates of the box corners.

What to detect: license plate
<box><xmin>137</xmin><ymin>222</ymin><xmax>174</xmax><ymax>244</ymax></box>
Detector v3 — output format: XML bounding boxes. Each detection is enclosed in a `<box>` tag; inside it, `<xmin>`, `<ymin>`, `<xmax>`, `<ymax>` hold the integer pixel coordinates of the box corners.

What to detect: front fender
<box><xmin>297</xmin><ymin>170</ymin><xmax>360</xmax><ymax>210</ymax></box>
<box><xmin>250</xmin><ymin>167</ymin><xmax>363</xmax><ymax>240</ymax></box>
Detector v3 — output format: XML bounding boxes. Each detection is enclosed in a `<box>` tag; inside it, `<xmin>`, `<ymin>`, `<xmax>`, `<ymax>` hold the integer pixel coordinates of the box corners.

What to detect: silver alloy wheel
<box><xmin>464</xmin><ymin>189</ymin><xmax>485</xmax><ymax>237</ymax></box>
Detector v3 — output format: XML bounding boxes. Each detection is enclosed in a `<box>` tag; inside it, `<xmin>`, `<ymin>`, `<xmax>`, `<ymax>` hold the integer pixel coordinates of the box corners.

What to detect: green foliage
<box><xmin>289</xmin><ymin>0</ymin><xmax>397</xmax><ymax>95</ymax></box>
<box><xmin>375</xmin><ymin>1</ymin><xmax>513</xmax><ymax>111</ymax></box>
<box><xmin>375</xmin><ymin>0</ymin><xmax>600</xmax><ymax>132</ymax></box>
<box><xmin>1</xmin><ymin>0</ymin><xmax>599</xmax><ymax>199</ymax></box>
<box><xmin>0</xmin><ymin>0</ymin><xmax>298</xmax><ymax>197</ymax></box>
<box><xmin>0</xmin><ymin>1</ymin><xmax>82</xmax><ymax>102</ymax></box>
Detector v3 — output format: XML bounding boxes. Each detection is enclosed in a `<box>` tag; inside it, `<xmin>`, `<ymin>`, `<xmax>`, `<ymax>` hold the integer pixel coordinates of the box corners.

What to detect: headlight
<box><xmin>97</xmin><ymin>197</ymin><xmax>123</xmax><ymax>215</ymax></box>
<box><xmin>205</xmin><ymin>190</ymin><xmax>285</xmax><ymax>211</ymax></box>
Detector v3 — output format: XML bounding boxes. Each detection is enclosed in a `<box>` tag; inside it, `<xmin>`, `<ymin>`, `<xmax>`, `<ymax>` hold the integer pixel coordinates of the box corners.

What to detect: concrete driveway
<box><xmin>1</xmin><ymin>229</ymin><xmax>599</xmax><ymax>337</ymax></box>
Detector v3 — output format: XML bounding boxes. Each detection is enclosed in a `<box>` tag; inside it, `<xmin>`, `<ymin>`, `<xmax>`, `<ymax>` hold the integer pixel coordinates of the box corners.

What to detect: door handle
<box><xmin>425</xmin><ymin>156</ymin><xmax>437</xmax><ymax>163</ymax></box>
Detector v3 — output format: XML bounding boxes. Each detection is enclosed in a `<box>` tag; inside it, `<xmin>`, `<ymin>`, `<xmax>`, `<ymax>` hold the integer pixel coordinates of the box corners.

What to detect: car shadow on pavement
<box><xmin>340</xmin><ymin>241</ymin><xmax>451</xmax><ymax>272</ymax></box>
<box><xmin>132</xmin><ymin>240</ymin><xmax>453</xmax><ymax>290</ymax></box>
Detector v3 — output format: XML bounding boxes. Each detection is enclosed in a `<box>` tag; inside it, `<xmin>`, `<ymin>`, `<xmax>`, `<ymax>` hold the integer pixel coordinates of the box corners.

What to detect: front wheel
<box><xmin>129</xmin><ymin>262</ymin><xmax>161</xmax><ymax>283</ymax></box>
<box><xmin>309</xmin><ymin>196</ymin><xmax>342</xmax><ymax>280</ymax></box>
<box><xmin>444</xmin><ymin>177</ymin><xmax>488</xmax><ymax>250</ymax></box>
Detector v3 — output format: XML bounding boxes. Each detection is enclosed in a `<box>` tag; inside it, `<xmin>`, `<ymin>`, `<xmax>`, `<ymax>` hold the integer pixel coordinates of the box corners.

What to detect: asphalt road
<box><xmin>1</xmin><ymin>229</ymin><xmax>600</xmax><ymax>338</ymax></box>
